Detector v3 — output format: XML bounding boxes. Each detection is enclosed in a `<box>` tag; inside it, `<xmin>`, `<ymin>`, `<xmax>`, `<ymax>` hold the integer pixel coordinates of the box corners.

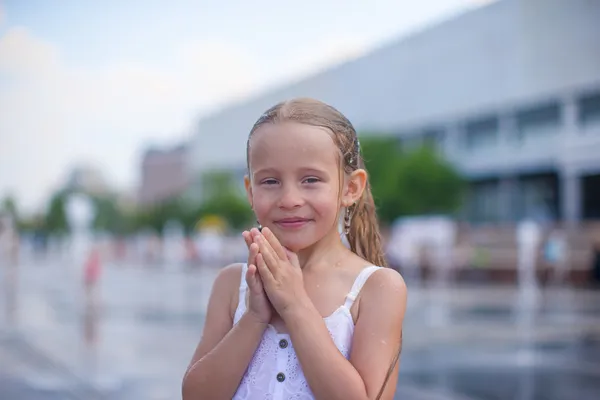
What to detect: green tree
<box><xmin>360</xmin><ymin>135</ymin><xmax>466</xmax><ymax>224</ymax></box>
<box><xmin>197</xmin><ymin>170</ymin><xmax>253</xmax><ymax>230</ymax></box>
<box><xmin>198</xmin><ymin>194</ymin><xmax>253</xmax><ymax>230</ymax></box>
<box><xmin>200</xmin><ymin>170</ymin><xmax>243</xmax><ymax>199</ymax></box>
<box><xmin>44</xmin><ymin>191</ymin><xmax>69</xmax><ymax>235</ymax></box>
<box><xmin>130</xmin><ymin>198</ymin><xmax>188</xmax><ymax>234</ymax></box>
<box><xmin>1</xmin><ymin>195</ymin><xmax>19</xmax><ymax>220</ymax></box>
<box><xmin>92</xmin><ymin>195</ymin><xmax>126</xmax><ymax>234</ymax></box>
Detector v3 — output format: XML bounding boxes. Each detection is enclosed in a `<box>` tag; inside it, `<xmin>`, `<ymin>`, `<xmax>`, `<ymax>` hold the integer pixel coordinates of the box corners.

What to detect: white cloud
<box><xmin>174</xmin><ymin>40</ymin><xmax>260</xmax><ymax>111</ymax></box>
<box><xmin>0</xmin><ymin>27</ymin><xmax>61</xmax><ymax>76</ymax></box>
<box><xmin>0</xmin><ymin>25</ymin><xmax>367</xmax><ymax>213</ymax></box>
<box><xmin>0</xmin><ymin>28</ymin><xmax>261</xmax><ymax>212</ymax></box>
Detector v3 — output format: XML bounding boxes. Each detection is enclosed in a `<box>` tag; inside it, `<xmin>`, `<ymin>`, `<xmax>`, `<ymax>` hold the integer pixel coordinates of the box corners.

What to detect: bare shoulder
<box><xmin>367</xmin><ymin>267</ymin><xmax>407</xmax><ymax>293</ymax></box>
<box><xmin>214</xmin><ymin>262</ymin><xmax>245</xmax><ymax>283</ymax></box>
<box><xmin>210</xmin><ymin>263</ymin><xmax>245</xmax><ymax>317</ymax></box>
<box><xmin>346</xmin><ymin>251</ymin><xmax>407</xmax><ymax>299</ymax></box>
<box><xmin>359</xmin><ymin>267</ymin><xmax>407</xmax><ymax>318</ymax></box>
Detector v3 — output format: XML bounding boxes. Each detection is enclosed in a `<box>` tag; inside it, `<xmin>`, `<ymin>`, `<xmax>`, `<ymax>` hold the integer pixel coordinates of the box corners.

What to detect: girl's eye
<box><xmin>303</xmin><ymin>177</ymin><xmax>320</xmax><ymax>184</ymax></box>
<box><xmin>261</xmin><ymin>179</ymin><xmax>278</xmax><ymax>185</ymax></box>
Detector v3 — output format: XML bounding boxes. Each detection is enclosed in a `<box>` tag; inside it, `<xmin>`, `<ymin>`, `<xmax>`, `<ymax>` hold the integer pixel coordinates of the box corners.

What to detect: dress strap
<box><xmin>239</xmin><ymin>263</ymin><xmax>249</xmax><ymax>292</ymax></box>
<box><xmin>234</xmin><ymin>263</ymin><xmax>249</xmax><ymax>323</ymax></box>
<box><xmin>343</xmin><ymin>266</ymin><xmax>382</xmax><ymax>309</ymax></box>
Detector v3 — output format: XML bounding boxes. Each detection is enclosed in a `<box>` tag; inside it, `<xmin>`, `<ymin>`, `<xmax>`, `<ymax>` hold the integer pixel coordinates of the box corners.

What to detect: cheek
<box><xmin>252</xmin><ymin>199</ymin><xmax>270</xmax><ymax>220</ymax></box>
<box><xmin>251</xmin><ymin>189</ymin><xmax>273</xmax><ymax>219</ymax></box>
<box><xmin>312</xmin><ymin>190</ymin><xmax>341</xmax><ymax>219</ymax></box>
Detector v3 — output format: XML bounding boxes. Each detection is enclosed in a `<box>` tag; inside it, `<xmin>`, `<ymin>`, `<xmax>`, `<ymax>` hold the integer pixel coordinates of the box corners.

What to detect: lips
<box><xmin>274</xmin><ymin>217</ymin><xmax>312</xmax><ymax>229</ymax></box>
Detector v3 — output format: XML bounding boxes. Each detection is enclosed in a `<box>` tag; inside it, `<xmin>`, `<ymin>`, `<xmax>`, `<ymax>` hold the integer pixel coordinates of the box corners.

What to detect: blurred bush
<box><xmin>360</xmin><ymin>135</ymin><xmax>466</xmax><ymax>224</ymax></box>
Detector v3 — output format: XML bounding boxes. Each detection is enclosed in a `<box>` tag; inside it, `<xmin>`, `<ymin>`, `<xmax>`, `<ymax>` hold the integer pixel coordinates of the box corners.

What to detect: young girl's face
<box><xmin>246</xmin><ymin>122</ymin><xmax>343</xmax><ymax>252</ymax></box>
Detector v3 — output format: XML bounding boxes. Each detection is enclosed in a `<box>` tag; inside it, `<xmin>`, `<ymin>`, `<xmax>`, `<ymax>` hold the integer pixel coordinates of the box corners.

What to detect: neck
<box><xmin>296</xmin><ymin>228</ymin><xmax>350</xmax><ymax>272</ymax></box>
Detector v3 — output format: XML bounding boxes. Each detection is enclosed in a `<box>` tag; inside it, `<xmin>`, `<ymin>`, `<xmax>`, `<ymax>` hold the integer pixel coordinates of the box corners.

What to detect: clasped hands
<box><xmin>241</xmin><ymin>227</ymin><xmax>310</xmax><ymax>325</ymax></box>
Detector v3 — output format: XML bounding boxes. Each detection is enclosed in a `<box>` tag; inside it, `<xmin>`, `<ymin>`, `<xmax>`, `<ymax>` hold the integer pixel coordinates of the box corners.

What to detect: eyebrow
<box><xmin>252</xmin><ymin>166</ymin><xmax>329</xmax><ymax>177</ymax></box>
<box><xmin>299</xmin><ymin>167</ymin><xmax>329</xmax><ymax>176</ymax></box>
<box><xmin>252</xmin><ymin>167</ymin><xmax>278</xmax><ymax>177</ymax></box>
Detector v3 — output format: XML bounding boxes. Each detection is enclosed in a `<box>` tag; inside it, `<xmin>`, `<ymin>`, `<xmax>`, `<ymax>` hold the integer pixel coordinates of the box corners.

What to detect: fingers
<box><xmin>255</xmin><ymin>235</ymin><xmax>278</xmax><ymax>270</ymax></box>
<box><xmin>261</xmin><ymin>227</ymin><xmax>287</xmax><ymax>260</ymax></box>
<box><xmin>245</xmin><ymin>262</ymin><xmax>254</xmax><ymax>286</ymax></box>
<box><xmin>242</xmin><ymin>230</ymin><xmax>252</xmax><ymax>248</ymax></box>
<box><xmin>248</xmin><ymin>242</ymin><xmax>259</xmax><ymax>266</ymax></box>
<box><xmin>245</xmin><ymin>263</ymin><xmax>263</xmax><ymax>293</ymax></box>
<box><xmin>243</xmin><ymin>228</ymin><xmax>261</xmax><ymax>247</ymax></box>
<box><xmin>250</xmin><ymin>227</ymin><xmax>261</xmax><ymax>239</ymax></box>
<box><xmin>255</xmin><ymin>253</ymin><xmax>274</xmax><ymax>286</ymax></box>
<box><xmin>244</xmin><ymin>230</ymin><xmax>260</xmax><ymax>267</ymax></box>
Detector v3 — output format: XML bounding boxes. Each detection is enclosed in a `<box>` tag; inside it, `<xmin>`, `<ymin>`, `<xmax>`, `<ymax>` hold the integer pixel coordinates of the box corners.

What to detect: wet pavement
<box><xmin>1</xmin><ymin>258</ymin><xmax>600</xmax><ymax>399</ymax></box>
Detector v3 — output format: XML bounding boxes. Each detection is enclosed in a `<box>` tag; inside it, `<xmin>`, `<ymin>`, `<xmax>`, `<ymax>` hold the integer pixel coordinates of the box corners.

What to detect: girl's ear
<box><xmin>244</xmin><ymin>175</ymin><xmax>253</xmax><ymax>207</ymax></box>
<box><xmin>342</xmin><ymin>169</ymin><xmax>367</xmax><ymax>207</ymax></box>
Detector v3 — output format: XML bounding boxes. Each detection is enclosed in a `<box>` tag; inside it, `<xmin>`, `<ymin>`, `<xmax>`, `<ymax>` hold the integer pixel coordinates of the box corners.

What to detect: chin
<box><xmin>275</xmin><ymin>233</ymin><xmax>317</xmax><ymax>253</ymax></box>
<box><xmin>278</xmin><ymin>238</ymin><xmax>310</xmax><ymax>253</ymax></box>
<box><xmin>267</xmin><ymin>223</ymin><xmax>330</xmax><ymax>253</ymax></box>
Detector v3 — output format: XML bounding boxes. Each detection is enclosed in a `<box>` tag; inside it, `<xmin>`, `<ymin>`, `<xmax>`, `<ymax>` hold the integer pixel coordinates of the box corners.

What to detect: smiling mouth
<box><xmin>274</xmin><ymin>218</ymin><xmax>312</xmax><ymax>229</ymax></box>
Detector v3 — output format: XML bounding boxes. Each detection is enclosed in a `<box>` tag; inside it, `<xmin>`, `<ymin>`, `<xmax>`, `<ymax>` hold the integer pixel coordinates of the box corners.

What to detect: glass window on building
<box><xmin>516</xmin><ymin>173</ymin><xmax>559</xmax><ymax>223</ymax></box>
<box><xmin>578</xmin><ymin>90</ymin><xmax>600</xmax><ymax>127</ymax></box>
<box><xmin>464</xmin><ymin>116</ymin><xmax>498</xmax><ymax>151</ymax></box>
<box><xmin>582</xmin><ymin>174</ymin><xmax>600</xmax><ymax>220</ymax></box>
<box><xmin>467</xmin><ymin>180</ymin><xmax>500</xmax><ymax>223</ymax></box>
<box><xmin>516</xmin><ymin>101</ymin><xmax>561</xmax><ymax>143</ymax></box>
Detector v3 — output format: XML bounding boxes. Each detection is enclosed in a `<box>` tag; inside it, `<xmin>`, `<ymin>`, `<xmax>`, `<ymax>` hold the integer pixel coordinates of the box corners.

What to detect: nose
<box><xmin>278</xmin><ymin>184</ymin><xmax>303</xmax><ymax>210</ymax></box>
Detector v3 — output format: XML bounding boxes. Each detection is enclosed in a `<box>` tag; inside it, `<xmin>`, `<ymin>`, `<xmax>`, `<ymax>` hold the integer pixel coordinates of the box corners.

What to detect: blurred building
<box><xmin>188</xmin><ymin>0</ymin><xmax>600</xmax><ymax>223</ymax></box>
<box><xmin>138</xmin><ymin>144</ymin><xmax>189</xmax><ymax>206</ymax></box>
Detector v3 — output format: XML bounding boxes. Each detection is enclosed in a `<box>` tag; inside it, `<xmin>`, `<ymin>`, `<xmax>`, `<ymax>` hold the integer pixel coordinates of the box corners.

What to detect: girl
<box><xmin>182</xmin><ymin>98</ymin><xmax>407</xmax><ymax>399</ymax></box>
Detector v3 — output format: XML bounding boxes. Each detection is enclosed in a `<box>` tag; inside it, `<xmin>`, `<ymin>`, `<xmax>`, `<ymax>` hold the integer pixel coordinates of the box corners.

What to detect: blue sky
<box><xmin>0</xmin><ymin>0</ymin><xmax>491</xmax><ymax>213</ymax></box>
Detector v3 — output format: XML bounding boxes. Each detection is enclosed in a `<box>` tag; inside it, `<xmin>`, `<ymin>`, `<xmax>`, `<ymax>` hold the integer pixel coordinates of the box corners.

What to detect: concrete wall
<box><xmin>187</xmin><ymin>0</ymin><xmax>600</xmax><ymax>199</ymax></box>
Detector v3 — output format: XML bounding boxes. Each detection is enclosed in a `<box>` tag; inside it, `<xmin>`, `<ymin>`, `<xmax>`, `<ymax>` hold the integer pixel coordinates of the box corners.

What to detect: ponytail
<box><xmin>347</xmin><ymin>162</ymin><xmax>397</xmax><ymax>400</ymax></box>
<box><xmin>346</xmin><ymin>161</ymin><xmax>388</xmax><ymax>268</ymax></box>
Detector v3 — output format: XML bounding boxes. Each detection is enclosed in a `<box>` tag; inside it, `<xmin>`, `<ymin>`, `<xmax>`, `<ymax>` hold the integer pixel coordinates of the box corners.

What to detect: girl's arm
<box><xmin>284</xmin><ymin>268</ymin><xmax>407</xmax><ymax>400</ymax></box>
<box><xmin>182</xmin><ymin>264</ymin><xmax>267</xmax><ymax>399</ymax></box>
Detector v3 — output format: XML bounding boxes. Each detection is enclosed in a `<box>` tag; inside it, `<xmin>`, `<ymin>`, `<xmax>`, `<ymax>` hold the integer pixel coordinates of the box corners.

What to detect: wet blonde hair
<box><xmin>246</xmin><ymin>97</ymin><xmax>388</xmax><ymax>268</ymax></box>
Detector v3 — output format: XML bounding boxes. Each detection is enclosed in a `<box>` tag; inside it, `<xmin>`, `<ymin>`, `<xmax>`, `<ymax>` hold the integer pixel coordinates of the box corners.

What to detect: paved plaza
<box><xmin>1</xmin><ymin>257</ymin><xmax>599</xmax><ymax>399</ymax></box>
